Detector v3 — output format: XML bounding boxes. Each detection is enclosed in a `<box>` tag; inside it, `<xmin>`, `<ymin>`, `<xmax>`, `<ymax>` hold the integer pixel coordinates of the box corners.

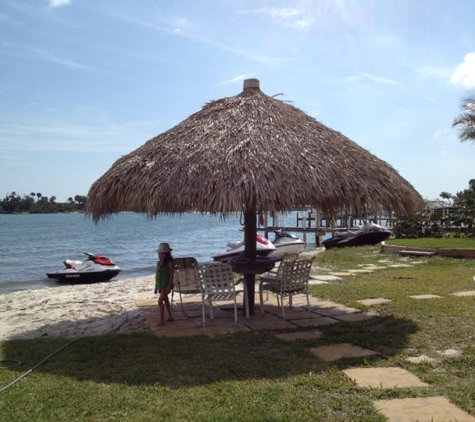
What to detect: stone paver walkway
<box><xmin>374</xmin><ymin>396</ymin><xmax>475</xmax><ymax>422</ymax></box>
<box><xmin>311</xmin><ymin>343</ymin><xmax>378</xmax><ymax>362</ymax></box>
<box><xmin>134</xmin><ymin>255</ymin><xmax>475</xmax><ymax>421</ymax></box>
<box><xmin>343</xmin><ymin>367</ymin><xmax>428</xmax><ymax>388</ymax></box>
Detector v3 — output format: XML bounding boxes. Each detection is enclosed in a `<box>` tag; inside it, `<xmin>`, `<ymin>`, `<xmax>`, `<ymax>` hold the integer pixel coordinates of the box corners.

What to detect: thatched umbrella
<box><xmin>86</xmin><ymin>78</ymin><xmax>424</xmax><ymax>313</ymax></box>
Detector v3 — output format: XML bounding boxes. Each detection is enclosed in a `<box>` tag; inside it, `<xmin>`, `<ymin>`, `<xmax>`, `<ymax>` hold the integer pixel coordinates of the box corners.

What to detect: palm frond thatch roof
<box><xmin>86</xmin><ymin>79</ymin><xmax>424</xmax><ymax>221</ymax></box>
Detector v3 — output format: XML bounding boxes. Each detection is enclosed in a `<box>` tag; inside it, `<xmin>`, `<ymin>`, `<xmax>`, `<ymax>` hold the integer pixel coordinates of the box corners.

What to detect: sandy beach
<box><xmin>0</xmin><ymin>276</ymin><xmax>156</xmax><ymax>342</ymax></box>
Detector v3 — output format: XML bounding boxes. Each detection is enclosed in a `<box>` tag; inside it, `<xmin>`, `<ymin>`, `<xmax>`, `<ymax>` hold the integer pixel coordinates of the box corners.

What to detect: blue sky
<box><xmin>1</xmin><ymin>0</ymin><xmax>474</xmax><ymax>203</ymax></box>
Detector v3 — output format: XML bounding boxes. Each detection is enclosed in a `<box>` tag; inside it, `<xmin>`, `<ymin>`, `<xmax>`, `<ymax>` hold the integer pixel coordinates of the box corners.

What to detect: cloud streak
<box><xmin>238</xmin><ymin>7</ymin><xmax>316</xmax><ymax>30</ymax></box>
<box><xmin>217</xmin><ymin>75</ymin><xmax>254</xmax><ymax>86</ymax></box>
<box><xmin>3</xmin><ymin>43</ymin><xmax>98</xmax><ymax>72</ymax></box>
<box><xmin>116</xmin><ymin>12</ymin><xmax>295</xmax><ymax>64</ymax></box>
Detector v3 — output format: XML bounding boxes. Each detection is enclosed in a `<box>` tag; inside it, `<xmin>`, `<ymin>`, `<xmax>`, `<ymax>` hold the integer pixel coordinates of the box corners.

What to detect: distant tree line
<box><xmin>392</xmin><ymin>95</ymin><xmax>475</xmax><ymax>238</ymax></box>
<box><xmin>0</xmin><ymin>192</ymin><xmax>87</xmax><ymax>214</ymax></box>
<box><xmin>393</xmin><ymin>180</ymin><xmax>475</xmax><ymax>238</ymax></box>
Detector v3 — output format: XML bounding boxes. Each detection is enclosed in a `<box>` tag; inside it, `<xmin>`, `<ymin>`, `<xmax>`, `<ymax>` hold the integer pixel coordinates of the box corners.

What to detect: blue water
<box><xmin>0</xmin><ymin>212</ymin><xmax>309</xmax><ymax>294</ymax></box>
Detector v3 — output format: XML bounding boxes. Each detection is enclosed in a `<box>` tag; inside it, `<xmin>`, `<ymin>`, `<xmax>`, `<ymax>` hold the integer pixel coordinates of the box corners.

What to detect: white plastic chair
<box><xmin>259</xmin><ymin>257</ymin><xmax>314</xmax><ymax>320</ymax></box>
<box><xmin>195</xmin><ymin>262</ymin><xmax>246</xmax><ymax>327</ymax></box>
<box><xmin>172</xmin><ymin>257</ymin><xmax>200</xmax><ymax>315</ymax></box>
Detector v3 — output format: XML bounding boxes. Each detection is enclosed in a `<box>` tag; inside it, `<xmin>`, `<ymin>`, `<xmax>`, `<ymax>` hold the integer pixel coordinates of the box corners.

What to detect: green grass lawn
<box><xmin>386</xmin><ymin>236</ymin><xmax>475</xmax><ymax>249</ymax></box>
<box><xmin>2</xmin><ymin>245</ymin><xmax>475</xmax><ymax>421</ymax></box>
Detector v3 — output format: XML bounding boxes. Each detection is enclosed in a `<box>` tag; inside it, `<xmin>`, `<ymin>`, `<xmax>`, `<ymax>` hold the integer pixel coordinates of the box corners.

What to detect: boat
<box><xmin>212</xmin><ymin>233</ymin><xmax>276</xmax><ymax>262</ymax></box>
<box><xmin>46</xmin><ymin>252</ymin><xmax>121</xmax><ymax>283</ymax></box>
<box><xmin>267</xmin><ymin>230</ymin><xmax>306</xmax><ymax>258</ymax></box>
<box><xmin>322</xmin><ymin>223</ymin><xmax>392</xmax><ymax>249</ymax></box>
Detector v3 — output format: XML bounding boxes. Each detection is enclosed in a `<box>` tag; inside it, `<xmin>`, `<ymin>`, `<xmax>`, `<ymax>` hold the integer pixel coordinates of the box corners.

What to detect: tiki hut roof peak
<box><xmin>86</xmin><ymin>78</ymin><xmax>424</xmax><ymax>222</ymax></box>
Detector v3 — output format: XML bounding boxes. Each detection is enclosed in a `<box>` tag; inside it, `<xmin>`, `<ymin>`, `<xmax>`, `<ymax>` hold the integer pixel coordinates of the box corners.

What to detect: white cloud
<box><xmin>49</xmin><ymin>0</ymin><xmax>72</xmax><ymax>8</ymax></box>
<box><xmin>336</xmin><ymin>73</ymin><xmax>402</xmax><ymax>87</ymax></box>
<box><xmin>450</xmin><ymin>53</ymin><xmax>475</xmax><ymax>88</ymax></box>
<box><xmin>240</xmin><ymin>7</ymin><xmax>315</xmax><ymax>30</ymax></box>
<box><xmin>362</xmin><ymin>73</ymin><xmax>402</xmax><ymax>87</ymax></box>
<box><xmin>217</xmin><ymin>74</ymin><xmax>253</xmax><ymax>86</ymax></box>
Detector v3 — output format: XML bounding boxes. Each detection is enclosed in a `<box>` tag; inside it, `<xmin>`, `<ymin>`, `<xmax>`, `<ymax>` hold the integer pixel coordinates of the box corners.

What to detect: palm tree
<box><xmin>452</xmin><ymin>94</ymin><xmax>475</xmax><ymax>142</ymax></box>
<box><xmin>439</xmin><ymin>191</ymin><xmax>453</xmax><ymax>205</ymax></box>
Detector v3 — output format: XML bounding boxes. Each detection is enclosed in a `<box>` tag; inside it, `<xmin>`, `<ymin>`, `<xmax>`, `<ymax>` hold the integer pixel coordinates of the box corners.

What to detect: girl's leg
<box><xmin>164</xmin><ymin>295</ymin><xmax>173</xmax><ymax>321</ymax></box>
<box><xmin>158</xmin><ymin>293</ymin><xmax>166</xmax><ymax>325</ymax></box>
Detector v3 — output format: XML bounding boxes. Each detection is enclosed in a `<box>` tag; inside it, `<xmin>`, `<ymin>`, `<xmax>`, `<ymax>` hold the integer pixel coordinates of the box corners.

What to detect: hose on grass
<box><xmin>0</xmin><ymin>302</ymin><xmax>128</xmax><ymax>394</ymax></box>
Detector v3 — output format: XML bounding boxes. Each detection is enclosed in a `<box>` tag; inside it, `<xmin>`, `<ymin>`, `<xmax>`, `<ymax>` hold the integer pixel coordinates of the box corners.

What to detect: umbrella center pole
<box><xmin>244</xmin><ymin>273</ymin><xmax>256</xmax><ymax>316</ymax></box>
<box><xmin>244</xmin><ymin>211</ymin><xmax>257</xmax><ymax>315</ymax></box>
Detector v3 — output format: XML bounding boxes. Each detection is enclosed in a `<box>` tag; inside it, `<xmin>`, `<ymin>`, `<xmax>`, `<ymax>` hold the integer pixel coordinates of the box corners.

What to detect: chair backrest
<box><xmin>275</xmin><ymin>253</ymin><xmax>299</xmax><ymax>276</ymax></box>
<box><xmin>279</xmin><ymin>258</ymin><xmax>313</xmax><ymax>292</ymax></box>
<box><xmin>195</xmin><ymin>262</ymin><xmax>236</xmax><ymax>295</ymax></box>
<box><xmin>174</xmin><ymin>257</ymin><xmax>200</xmax><ymax>294</ymax></box>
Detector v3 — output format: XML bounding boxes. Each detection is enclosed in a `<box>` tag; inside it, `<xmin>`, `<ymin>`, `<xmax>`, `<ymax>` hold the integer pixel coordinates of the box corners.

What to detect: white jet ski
<box><xmin>46</xmin><ymin>252</ymin><xmax>121</xmax><ymax>283</ymax></box>
<box><xmin>267</xmin><ymin>230</ymin><xmax>306</xmax><ymax>258</ymax></box>
<box><xmin>212</xmin><ymin>233</ymin><xmax>276</xmax><ymax>262</ymax></box>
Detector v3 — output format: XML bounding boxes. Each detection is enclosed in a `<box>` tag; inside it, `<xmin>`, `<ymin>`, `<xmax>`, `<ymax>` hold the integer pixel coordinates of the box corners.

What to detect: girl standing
<box><xmin>154</xmin><ymin>242</ymin><xmax>174</xmax><ymax>326</ymax></box>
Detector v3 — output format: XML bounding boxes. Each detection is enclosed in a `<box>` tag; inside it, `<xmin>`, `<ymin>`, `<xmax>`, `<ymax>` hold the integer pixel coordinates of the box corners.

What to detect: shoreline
<box><xmin>0</xmin><ymin>268</ymin><xmax>156</xmax><ymax>296</ymax></box>
<box><xmin>0</xmin><ymin>275</ymin><xmax>157</xmax><ymax>342</ymax></box>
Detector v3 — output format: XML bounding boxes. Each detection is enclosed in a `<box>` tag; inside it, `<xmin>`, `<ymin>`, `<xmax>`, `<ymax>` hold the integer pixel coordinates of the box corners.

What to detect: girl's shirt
<box><xmin>156</xmin><ymin>262</ymin><xmax>172</xmax><ymax>291</ymax></box>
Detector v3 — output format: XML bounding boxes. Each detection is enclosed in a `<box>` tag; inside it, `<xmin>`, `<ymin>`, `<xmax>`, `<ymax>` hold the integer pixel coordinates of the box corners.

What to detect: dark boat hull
<box><xmin>323</xmin><ymin>227</ymin><xmax>391</xmax><ymax>249</ymax></box>
<box><xmin>46</xmin><ymin>269</ymin><xmax>121</xmax><ymax>284</ymax></box>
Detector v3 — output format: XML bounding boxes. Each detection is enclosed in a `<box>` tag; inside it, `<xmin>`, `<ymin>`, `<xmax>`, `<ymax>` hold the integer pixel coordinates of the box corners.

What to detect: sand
<box><xmin>0</xmin><ymin>276</ymin><xmax>156</xmax><ymax>342</ymax></box>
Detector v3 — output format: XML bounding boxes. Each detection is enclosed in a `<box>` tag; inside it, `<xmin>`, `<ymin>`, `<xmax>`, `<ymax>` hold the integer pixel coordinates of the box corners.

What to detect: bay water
<box><xmin>0</xmin><ymin>212</ymin><xmax>310</xmax><ymax>295</ymax></box>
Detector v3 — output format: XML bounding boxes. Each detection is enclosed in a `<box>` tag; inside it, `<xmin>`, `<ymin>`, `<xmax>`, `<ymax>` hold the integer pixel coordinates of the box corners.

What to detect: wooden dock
<box><xmin>258</xmin><ymin>209</ymin><xmax>395</xmax><ymax>246</ymax></box>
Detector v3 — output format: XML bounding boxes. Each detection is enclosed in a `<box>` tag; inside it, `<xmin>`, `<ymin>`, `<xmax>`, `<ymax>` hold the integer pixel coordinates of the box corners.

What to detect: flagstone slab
<box><xmin>311</xmin><ymin>305</ymin><xmax>359</xmax><ymax>317</ymax></box>
<box><xmin>409</xmin><ymin>294</ymin><xmax>442</xmax><ymax>299</ymax></box>
<box><xmin>310</xmin><ymin>275</ymin><xmax>342</xmax><ymax>281</ymax></box>
<box><xmin>343</xmin><ymin>367</ymin><xmax>428</xmax><ymax>388</ymax></box>
<box><xmin>310</xmin><ymin>299</ymin><xmax>346</xmax><ymax>309</ymax></box>
<box><xmin>359</xmin><ymin>265</ymin><xmax>387</xmax><ymax>270</ymax></box>
<box><xmin>387</xmin><ymin>264</ymin><xmax>414</xmax><ymax>268</ymax></box>
<box><xmin>180</xmin><ymin>309</ymin><xmax>203</xmax><ymax>318</ymax></box>
<box><xmin>274</xmin><ymin>330</ymin><xmax>324</xmax><ymax>341</ymax></box>
<box><xmin>308</xmin><ymin>279</ymin><xmax>329</xmax><ymax>285</ymax></box>
<box><xmin>145</xmin><ymin>311</ymin><xmax>188</xmax><ymax>322</ymax></box>
<box><xmin>347</xmin><ymin>269</ymin><xmax>374</xmax><ymax>274</ymax></box>
<box><xmin>244</xmin><ymin>319</ymin><xmax>295</xmax><ymax>331</ymax></box>
<box><xmin>172</xmin><ymin>301</ymin><xmax>201</xmax><ymax>310</ymax></box>
<box><xmin>135</xmin><ymin>299</ymin><xmax>157</xmax><ymax>307</ymax></box>
<box><xmin>406</xmin><ymin>354</ymin><xmax>438</xmax><ymax>363</ymax></box>
<box><xmin>328</xmin><ymin>272</ymin><xmax>356</xmax><ymax>277</ymax></box>
<box><xmin>310</xmin><ymin>343</ymin><xmax>378</xmax><ymax>362</ymax></box>
<box><xmin>332</xmin><ymin>312</ymin><xmax>376</xmax><ymax>322</ymax></box>
<box><xmin>452</xmin><ymin>290</ymin><xmax>475</xmax><ymax>297</ymax></box>
<box><xmin>260</xmin><ymin>305</ymin><xmax>309</xmax><ymax>317</ymax></box>
<box><xmin>437</xmin><ymin>348</ymin><xmax>462</xmax><ymax>358</ymax></box>
<box><xmin>285</xmin><ymin>295</ymin><xmax>313</xmax><ymax>307</ymax></box>
<box><xmin>357</xmin><ymin>298</ymin><xmax>392</xmax><ymax>306</ymax></box>
<box><xmin>373</xmin><ymin>396</ymin><xmax>475</xmax><ymax>422</ymax></box>
<box><xmin>291</xmin><ymin>316</ymin><xmax>338</xmax><ymax>327</ymax></box>
<box><xmin>202</xmin><ymin>325</ymin><xmax>251</xmax><ymax>338</ymax></box>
